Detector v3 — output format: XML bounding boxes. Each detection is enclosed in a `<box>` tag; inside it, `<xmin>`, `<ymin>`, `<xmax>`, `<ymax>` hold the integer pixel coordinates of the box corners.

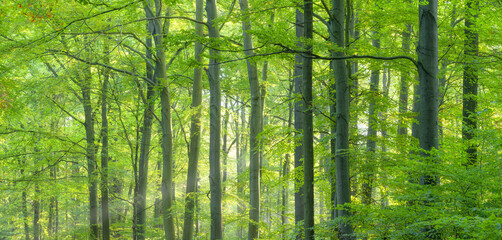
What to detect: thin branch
<box><xmin>47</xmin><ymin>96</ymin><xmax>85</xmax><ymax>125</ymax></box>
<box><xmin>49</xmin><ymin>49</ymin><xmax>156</xmax><ymax>85</ymax></box>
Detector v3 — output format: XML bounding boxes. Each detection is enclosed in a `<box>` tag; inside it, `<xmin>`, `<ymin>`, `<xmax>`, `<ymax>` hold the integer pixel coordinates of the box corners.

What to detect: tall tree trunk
<box><xmin>101</xmin><ymin>40</ymin><xmax>111</xmax><ymax>240</ymax></box>
<box><xmin>182</xmin><ymin>0</ymin><xmax>204</xmax><ymax>238</ymax></box>
<box><xmin>380</xmin><ymin>68</ymin><xmax>391</xmax><ymax>206</ymax></box>
<box><xmin>282</xmin><ymin>76</ymin><xmax>293</xmax><ymax>239</ymax></box>
<box><xmin>206</xmin><ymin>0</ymin><xmax>223</xmax><ymax>238</ymax></box>
<box><xmin>398</xmin><ymin>23</ymin><xmax>412</xmax><ymax>139</ymax></box>
<box><xmin>417</xmin><ymin>0</ymin><xmax>439</xmax><ymax>237</ymax></box>
<box><xmin>148</xmin><ymin>1</ymin><xmax>176</xmax><ymax>237</ymax></box>
<box><xmin>237</xmin><ymin>102</ymin><xmax>245</xmax><ymax>239</ymax></box>
<box><xmin>362</xmin><ymin>33</ymin><xmax>380</xmax><ymax>205</ymax></box>
<box><xmin>293</xmin><ymin>6</ymin><xmax>305</xmax><ymax>239</ymax></box>
<box><xmin>133</xmin><ymin>35</ymin><xmax>156</xmax><ymax>240</ymax></box>
<box><xmin>302</xmin><ymin>0</ymin><xmax>314</xmax><ymax>239</ymax></box>
<box><xmin>81</xmin><ymin>52</ymin><xmax>99</xmax><ymax>239</ymax></box>
<box><xmin>238</xmin><ymin>0</ymin><xmax>263</xmax><ymax>238</ymax></box>
<box><xmin>222</xmin><ymin>98</ymin><xmax>229</xmax><ymax>193</ymax></box>
<box><xmin>417</xmin><ymin>0</ymin><xmax>439</xmax><ymax>185</ymax></box>
<box><xmin>333</xmin><ymin>0</ymin><xmax>354</xmax><ymax>238</ymax></box>
<box><xmin>462</xmin><ymin>0</ymin><xmax>479</xmax><ymax>166</ymax></box>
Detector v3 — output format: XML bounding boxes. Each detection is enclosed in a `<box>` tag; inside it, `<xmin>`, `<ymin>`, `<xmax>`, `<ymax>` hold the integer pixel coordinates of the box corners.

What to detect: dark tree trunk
<box><xmin>33</xmin><ymin>181</ymin><xmax>41</xmax><ymax>240</ymax></box>
<box><xmin>333</xmin><ymin>0</ymin><xmax>354</xmax><ymax>238</ymax></box>
<box><xmin>303</xmin><ymin>0</ymin><xmax>314</xmax><ymax>239</ymax></box>
<box><xmin>81</xmin><ymin>54</ymin><xmax>99</xmax><ymax>239</ymax></box>
<box><xmin>100</xmin><ymin>40</ymin><xmax>111</xmax><ymax>240</ymax></box>
<box><xmin>417</xmin><ymin>0</ymin><xmax>439</xmax><ymax>186</ymax></box>
<box><xmin>133</xmin><ymin>35</ymin><xmax>156</xmax><ymax>240</ymax></box>
<box><xmin>462</xmin><ymin>0</ymin><xmax>479</xmax><ymax>166</ymax></box>
<box><xmin>182</xmin><ymin>0</ymin><xmax>204</xmax><ymax>238</ymax></box>
<box><xmin>206</xmin><ymin>0</ymin><xmax>223</xmax><ymax>238</ymax></box>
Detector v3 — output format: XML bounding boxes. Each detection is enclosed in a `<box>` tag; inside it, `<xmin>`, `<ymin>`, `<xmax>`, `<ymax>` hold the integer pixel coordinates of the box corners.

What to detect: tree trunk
<box><xmin>237</xmin><ymin>101</ymin><xmax>245</xmax><ymax>239</ymax></box>
<box><xmin>133</xmin><ymin>35</ymin><xmax>156</xmax><ymax>240</ymax></box>
<box><xmin>362</xmin><ymin>34</ymin><xmax>380</xmax><ymax>205</ymax></box>
<box><xmin>238</xmin><ymin>0</ymin><xmax>263</xmax><ymax>238</ymax></box>
<box><xmin>21</xmin><ymin>161</ymin><xmax>29</xmax><ymax>240</ymax></box>
<box><xmin>302</xmin><ymin>0</ymin><xmax>314</xmax><ymax>239</ymax></box>
<box><xmin>333</xmin><ymin>0</ymin><xmax>354</xmax><ymax>238</ymax></box>
<box><xmin>417</xmin><ymin>0</ymin><xmax>439</xmax><ymax>185</ymax></box>
<box><xmin>182</xmin><ymin>0</ymin><xmax>204</xmax><ymax>238</ymax></box>
<box><xmin>206</xmin><ymin>0</ymin><xmax>223</xmax><ymax>238</ymax></box>
<box><xmin>462</xmin><ymin>0</ymin><xmax>479</xmax><ymax>166</ymax></box>
<box><xmin>223</xmin><ymin>98</ymin><xmax>229</xmax><ymax>193</ymax></box>
<box><xmin>293</xmin><ymin>6</ymin><xmax>305</xmax><ymax>239</ymax></box>
<box><xmin>417</xmin><ymin>0</ymin><xmax>439</xmax><ymax>237</ymax></box>
<box><xmin>101</xmin><ymin>40</ymin><xmax>111</xmax><ymax>240</ymax></box>
<box><xmin>398</xmin><ymin>23</ymin><xmax>412</xmax><ymax>138</ymax></box>
<box><xmin>33</xmin><ymin>180</ymin><xmax>41</xmax><ymax>240</ymax></box>
<box><xmin>81</xmin><ymin>52</ymin><xmax>99</xmax><ymax>239</ymax></box>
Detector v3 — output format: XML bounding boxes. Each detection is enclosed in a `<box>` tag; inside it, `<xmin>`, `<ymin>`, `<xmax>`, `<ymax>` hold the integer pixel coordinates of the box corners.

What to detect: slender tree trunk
<box><xmin>223</xmin><ymin>98</ymin><xmax>228</xmax><ymax>193</ymax></box>
<box><xmin>133</xmin><ymin>35</ymin><xmax>156</xmax><ymax>240</ymax></box>
<box><xmin>462</xmin><ymin>0</ymin><xmax>479</xmax><ymax>166</ymax></box>
<box><xmin>237</xmin><ymin>102</ymin><xmax>245</xmax><ymax>239</ymax></box>
<box><xmin>362</xmin><ymin>33</ymin><xmax>380</xmax><ymax>205</ymax></box>
<box><xmin>238</xmin><ymin>0</ymin><xmax>263</xmax><ymax>238</ymax></box>
<box><xmin>81</xmin><ymin>52</ymin><xmax>99</xmax><ymax>239</ymax></box>
<box><xmin>21</xmin><ymin>162</ymin><xmax>29</xmax><ymax>240</ymax></box>
<box><xmin>33</xmin><ymin>180</ymin><xmax>41</xmax><ymax>240</ymax></box>
<box><xmin>282</xmin><ymin>76</ymin><xmax>293</xmax><ymax>239</ymax></box>
<box><xmin>302</xmin><ymin>0</ymin><xmax>314</xmax><ymax>239</ymax></box>
<box><xmin>101</xmin><ymin>40</ymin><xmax>111</xmax><ymax>240</ymax></box>
<box><xmin>206</xmin><ymin>0</ymin><xmax>223</xmax><ymax>238</ymax></box>
<box><xmin>182</xmin><ymin>0</ymin><xmax>204</xmax><ymax>238</ymax></box>
<box><xmin>293</xmin><ymin>6</ymin><xmax>305</xmax><ymax>239</ymax></box>
<box><xmin>398</xmin><ymin>23</ymin><xmax>412</xmax><ymax>139</ymax></box>
<box><xmin>333</xmin><ymin>0</ymin><xmax>354</xmax><ymax>238</ymax></box>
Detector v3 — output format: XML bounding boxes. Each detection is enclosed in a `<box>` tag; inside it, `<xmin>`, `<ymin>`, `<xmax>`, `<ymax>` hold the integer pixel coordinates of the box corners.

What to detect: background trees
<box><xmin>1</xmin><ymin>0</ymin><xmax>502</xmax><ymax>239</ymax></box>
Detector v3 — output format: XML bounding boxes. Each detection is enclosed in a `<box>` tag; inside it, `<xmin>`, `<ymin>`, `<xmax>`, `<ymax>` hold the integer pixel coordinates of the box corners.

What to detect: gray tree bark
<box><xmin>398</xmin><ymin>23</ymin><xmax>412</xmax><ymax>139</ymax></box>
<box><xmin>293</xmin><ymin>7</ymin><xmax>305</xmax><ymax>239</ymax></box>
<box><xmin>133</xmin><ymin>35</ymin><xmax>156</xmax><ymax>240</ymax></box>
<box><xmin>182</xmin><ymin>0</ymin><xmax>204</xmax><ymax>238</ymax></box>
<box><xmin>206</xmin><ymin>0</ymin><xmax>223</xmax><ymax>238</ymax></box>
<box><xmin>80</xmin><ymin>50</ymin><xmax>99</xmax><ymax>239</ymax></box>
<box><xmin>303</xmin><ymin>0</ymin><xmax>314</xmax><ymax>239</ymax></box>
<box><xmin>417</xmin><ymin>0</ymin><xmax>439</xmax><ymax>186</ymax></box>
<box><xmin>333</xmin><ymin>0</ymin><xmax>354</xmax><ymax>238</ymax></box>
<box><xmin>238</xmin><ymin>0</ymin><xmax>263</xmax><ymax>239</ymax></box>
<box><xmin>100</xmin><ymin>43</ymin><xmax>111</xmax><ymax>240</ymax></box>
<box><xmin>362</xmin><ymin>33</ymin><xmax>380</xmax><ymax>205</ymax></box>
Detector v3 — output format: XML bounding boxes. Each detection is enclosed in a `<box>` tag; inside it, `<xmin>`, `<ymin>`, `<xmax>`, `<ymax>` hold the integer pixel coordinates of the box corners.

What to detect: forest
<box><xmin>1</xmin><ymin>0</ymin><xmax>501</xmax><ymax>239</ymax></box>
